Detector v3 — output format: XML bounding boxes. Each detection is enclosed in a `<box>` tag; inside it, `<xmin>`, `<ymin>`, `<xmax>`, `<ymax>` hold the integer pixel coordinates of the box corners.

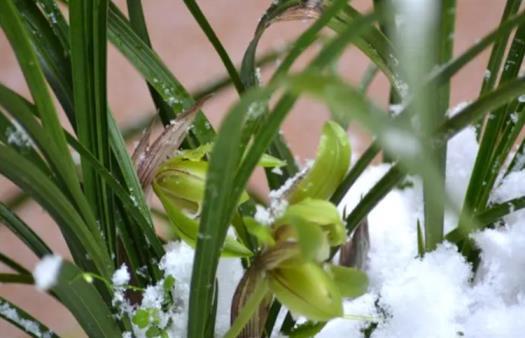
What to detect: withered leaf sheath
<box><xmin>273</xmin><ymin>1</ymin><xmax>322</xmax><ymax>24</ymax></box>
<box><xmin>339</xmin><ymin>217</ymin><xmax>370</xmax><ymax>270</ymax></box>
<box><xmin>133</xmin><ymin>97</ymin><xmax>209</xmax><ymax>189</ymax></box>
<box><xmin>230</xmin><ymin>263</ymin><xmax>272</xmax><ymax>338</ymax></box>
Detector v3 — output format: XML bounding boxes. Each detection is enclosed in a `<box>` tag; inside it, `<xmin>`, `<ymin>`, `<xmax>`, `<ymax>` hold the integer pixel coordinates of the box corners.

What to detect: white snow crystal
<box><xmin>472</xmin><ymin>218</ymin><xmax>525</xmax><ymax>304</ymax></box>
<box><xmin>388</xmin><ymin>104</ymin><xmax>404</xmax><ymax>116</ymax></box>
<box><xmin>32</xmin><ymin>255</ymin><xmax>62</xmax><ymax>291</ymax></box>
<box><xmin>112</xmin><ymin>264</ymin><xmax>130</xmax><ymax>287</ymax></box>
<box><xmin>0</xmin><ymin>300</ymin><xmax>53</xmax><ymax>337</ymax></box>
<box><xmin>254</xmin><ymin>204</ymin><xmax>273</xmax><ymax>225</ymax></box>
<box><xmin>329</xmin><ymin>128</ymin><xmax>525</xmax><ymax>337</ymax></box>
<box><xmin>447</xmin><ymin>101</ymin><xmax>470</xmax><ymax>117</ymax></box>
<box><xmin>491</xmin><ymin>170</ymin><xmax>525</xmax><ymax>224</ymax></box>
<box><xmin>5</xmin><ymin>124</ymin><xmax>32</xmax><ymax>148</ymax></box>
<box><xmin>372</xmin><ymin>243</ymin><xmax>472</xmax><ymax>338</ymax></box>
<box><xmin>156</xmin><ymin>241</ymin><xmax>243</xmax><ymax>337</ymax></box>
<box><xmin>382</xmin><ymin>128</ymin><xmax>421</xmax><ymax>158</ymax></box>
<box><xmin>317</xmin><ymin>294</ymin><xmax>378</xmax><ymax>337</ymax></box>
<box><xmin>444</xmin><ymin>127</ymin><xmax>478</xmax><ymax>229</ymax></box>
<box><xmin>271</xmin><ymin>166</ymin><xmax>283</xmax><ymax>176</ymax></box>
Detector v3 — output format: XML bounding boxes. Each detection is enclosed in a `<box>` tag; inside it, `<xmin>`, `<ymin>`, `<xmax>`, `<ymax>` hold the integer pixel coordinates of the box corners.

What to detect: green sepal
<box><xmin>258</xmin><ymin>153</ymin><xmax>287</xmax><ymax>168</ymax></box>
<box><xmin>154</xmin><ymin>184</ymin><xmax>252</xmax><ymax>257</ymax></box>
<box><xmin>243</xmin><ymin>217</ymin><xmax>276</xmax><ymax>247</ymax></box>
<box><xmin>171</xmin><ymin>142</ymin><xmax>284</xmax><ymax>168</ymax></box>
<box><xmin>177</xmin><ymin>143</ymin><xmax>213</xmax><ymax>161</ymax></box>
<box><xmin>155</xmin><ymin>159</ymin><xmax>249</xmax><ymax>213</ymax></box>
<box><xmin>267</xmin><ymin>262</ymin><xmax>343</xmax><ymax>322</ymax></box>
<box><xmin>274</xmin><ymin>219</ymin><xmax>326</xmax><ymax>262</ymax></box>
<box><xmin>326</xmin><ymin>264</ymin><xmax>368</xmax><ymax>299</ymax></box>
<box><xmin>275</xmin><ymin>198</ymin><xmax>345</xmax><ymax>247</ymax></box>
<box><xmin>288</xmin><ymin>121</ymin><xmax>350</xmax><ymax>203</ymax></box>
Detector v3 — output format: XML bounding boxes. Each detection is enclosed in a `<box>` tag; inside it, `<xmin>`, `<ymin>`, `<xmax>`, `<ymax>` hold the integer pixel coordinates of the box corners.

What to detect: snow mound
<box><xmin>33</xmin><ymin>255</ymin><xmax>62</xmax><ymax>291</ymax></box>
<box><xmin>321</xmin><ymin>127</ymin><xmax>525</xmax><ymax>337</ymax></box>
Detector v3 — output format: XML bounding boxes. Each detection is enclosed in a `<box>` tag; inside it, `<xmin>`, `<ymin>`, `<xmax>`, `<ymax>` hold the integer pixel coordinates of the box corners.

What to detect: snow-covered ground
<box><xmin>319</xmin><ymin>127</ymin><xmax>525</xmax><ymax>338</ymax></box>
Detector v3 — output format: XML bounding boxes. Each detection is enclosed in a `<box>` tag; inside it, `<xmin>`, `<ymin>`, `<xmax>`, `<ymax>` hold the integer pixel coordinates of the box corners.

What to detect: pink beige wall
<box><xmin>0</xmin><ymin>1</ymin><xmax>507</xmax><ymax>336</ymax></box>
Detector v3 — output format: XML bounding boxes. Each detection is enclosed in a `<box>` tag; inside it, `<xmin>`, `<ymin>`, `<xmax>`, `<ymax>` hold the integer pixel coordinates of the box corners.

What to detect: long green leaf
<box><xmin>330</xmin><ymin>10</ymin><xmax>525</xmax><ymax>209</ymax></box>
<box><xmin>0</xmin><ymin>253</ymin><xmax>30</xmax><ymax>274</ymax></box>
<box><xmin>0</xmin><ymin>0</ymin><xmax>101</xmax><ymax>251</ymax></box>
<box><xmin>15</xmin><ymin>0</ymin><xmax>158</xmax><ymax>267</ymax></box>
<box><xmin>188</xmin><ymin>86</ymin><xmax>273</xmax><ymax>338</ymax></box>
<box><xmin>65</xmin><ymin>133</ymin><xmax>165</xmax><ymax>258</ymax></box>
<box><xmin>50</xmin><ymin>261</ymin><xmax>121</xmax><ymax>337</ymax></box>
<box><xmin>0</xmin><ymin>145</ymin><xmax>111</xmax><ymax>277</ymax></box>
<box><xmin>0</xmin><ymin>273</ymin><xmax>33</xmax><ymax>284</ymax></box>
<box><xmin>126</xmin><ymin>0</ymin><xmax>174</xmax><ymax>124</ymax></box>
<box><xmin>0</xmin><ymin>106</ymin><xmax>49</xmax><ymax>174</ymax></box>
<box><xmin>344</xmin><ymin>75</ymin><xmax>525</xmax><ymax>245</ymax></box>
<box><xmin>0</xmin><ymin>297</ymin><xmax>59</xmax><ymax>338</ymax></box>
<box><xmin>183</xmin><ymin>0</ymin><xmax>243</xmax><ymax>93</ymax></box>
<box><xmin>330</xmin><ymin>3</ymin><xmax>401</xmax><ymax>95</ymax></box>
<box><xmin>420</xmin><ymin>0</ymin><xmax>455</xmax><ymax>250</ymax></box>
<box><xmin>15</xmin><ymin>0</ymin><xmax>75</xmax><ymax>124</ymax></box>
<box><xmin>0</xmin><ymin>202</ymin><xmax>52</xmax><ymax>258</ymax></box>
<box><xmin>70</xmin><ymin>0</ymin><xmax>115</xmax><ymax>257</ymax></box>
<box><xmin>107</xmin><ymin>4</ymin><xmax>214</xmax><ymax>145</ymax></box>
<box><xmin>475</xmin><ymin>0</ymin><xmax>523</xmax><ymax>136</ymax></box>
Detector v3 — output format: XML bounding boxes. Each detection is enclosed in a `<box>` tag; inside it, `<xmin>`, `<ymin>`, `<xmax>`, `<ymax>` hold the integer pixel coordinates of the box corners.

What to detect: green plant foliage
<box><xmin>1</xmin><ymin>0</ymin><xmax>525</xmax><ymax>337</ymax></box>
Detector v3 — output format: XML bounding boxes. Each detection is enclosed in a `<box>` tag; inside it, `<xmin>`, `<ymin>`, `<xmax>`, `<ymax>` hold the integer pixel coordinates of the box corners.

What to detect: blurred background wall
<box><xmin>0</xmin><ymin>0</ymin><xmax>506</xmax><ymax>336</ymax></box>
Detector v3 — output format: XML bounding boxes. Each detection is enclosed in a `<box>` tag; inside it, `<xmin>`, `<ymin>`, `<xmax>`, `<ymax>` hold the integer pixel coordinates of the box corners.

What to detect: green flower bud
<box><xmin>154</xmin><ymin>182</ymin><xmax>252</xmax><ymax>257</ymax></box>
<box><xmin>155</xmin><ymin>159</ymin><xmax>208</xmax><ymax>214</ymax></box>
<box><xmin>267</xmin><ymin>261</ymin><xmax>343</xmax><ymax>321</ymax></box>
<box><xmin>288</xmin><ymin>121</ymin><xmax>350</xmax><ymax>203</ymax></box>
<box><xmin>154</xmin><ymin>155</ymin><xmax>249</xmax><ymax>215</ymax></box>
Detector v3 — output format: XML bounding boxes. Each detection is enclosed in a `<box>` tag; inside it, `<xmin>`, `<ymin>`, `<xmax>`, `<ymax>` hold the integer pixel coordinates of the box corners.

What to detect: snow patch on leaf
<box><xmin>33</xmin><ymin>255</ymin><xmax>62</xmax><ymax>291</ymax></box>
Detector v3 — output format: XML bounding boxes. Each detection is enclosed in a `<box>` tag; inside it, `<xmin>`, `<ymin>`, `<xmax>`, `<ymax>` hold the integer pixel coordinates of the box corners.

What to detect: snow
<box><xmin>271</xmin><ymin>166</ymin><xmax>283</xmax><ymax>176</ymax></box>
<box><xmin>372</xmin><ymin>243</ymin><xmax>471</xmax><ymax>338</ymax></box>
<box><xmin>320</xmin><ymin>126</ymin><xmax>525</xmax><ymax>337</ymax></box>
<box><xmin>317</xmin><ymin>294</ymin><xmax>378</xmax><ymax>337</ymax></box>
<box><xmin>472</xmin><ymin>218</ymin><xmax>525</xmax><ymax>304</ymax></box>
<box><xmin>5</xmin><ymin>123</ymin><xmax>32</xmax><ymax>148</ymax></box>
<box><xmin>161</xmin><ymin>241</ymin><xmax>242</xmax><ymax>337</ymax></box>
<box><xmin>114</xmin><ymin>242</ymin><xmax>243</xmax><ymax>338</ymax></box>
<box><xmin>447</xmin><ymin>101</ymin><xmax>470</xmax><ymax>117</ymax></box>
<box><xmin>254</xmin><ymin>204</ymin><xmax>273</xmax><ymax>225</ymax></box>
<box><xmin>444</xmin><ymin>127</ymin><xmax>478</xmax><ymax>228</ymax></box>
<box><xmin>0</xmin><ymin>300</ymin><xmax>54</xmax><ymax>338</ymax></box>
<box><xmin>269</xmin><ymin>159</ymin><xmax>313</xmax><ymax>201</ymax></box>
<box><xmin>382</xmin><ymin>128</ymin><xmax>421</xmax><ymax>158</ymax></box>
<box><xmin>112</xmin><ymin>264</ymin><xmax>130</xmax><ymax>287</ymax></box>
<box><xmin>491</xmin><ymin>170</ymin><xmax>525</xmax><ymax>224</ymax></box>
<box><xmin>388</xmin><ymin>104</ymin><xmax>404</xmax><ymax>116</ymax></box>
<box><xmin>110</xmin><ymin>125</ymin><xmax>524</xmax><ymax>337</ymax></box>
<box><xmin>32</xmin><ymin>255</ymin><xmax>62</xmax><ymax>291</ymax></box>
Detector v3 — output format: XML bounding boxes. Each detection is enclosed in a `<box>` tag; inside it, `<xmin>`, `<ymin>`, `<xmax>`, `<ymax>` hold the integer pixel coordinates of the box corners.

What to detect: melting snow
<box><xmin>32</xmin><ymin>255</ymin><xmax>62</xmax><ymax>291</ymax></box>
<box><xmin>322</xmin><ymin>127</ymin><xmax>525</xmax><ymax>337</ymax></box>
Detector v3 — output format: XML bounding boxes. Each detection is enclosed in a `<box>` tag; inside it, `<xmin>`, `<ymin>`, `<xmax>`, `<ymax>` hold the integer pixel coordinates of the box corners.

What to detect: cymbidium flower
<box><xmin>287</xmin><ymin>120</ymin><xmax>350</xmax><ymax>203</ymax></box>
<box><xmin>153</xmin><ymin>143</ymin><xmax>285</xmax><ymax>256</ymax></box>
<box><xmin>230</xmin><ymin>121</ymin><xmax>368</xmax><ymax>337</ymax></box>
<box><xmin>153</xmin><ymin>145</ymin><xmax>252</xmax><ymax>257</ymax></box>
